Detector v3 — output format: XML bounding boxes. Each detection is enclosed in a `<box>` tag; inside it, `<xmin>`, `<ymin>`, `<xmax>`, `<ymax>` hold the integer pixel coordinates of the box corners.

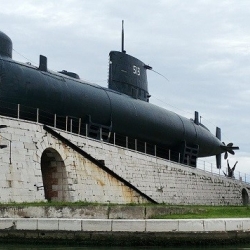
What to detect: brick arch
<box><xmin>41</xmin><ymin>148</ymin><xmax>70</xmax><ymax>202</ymax></box>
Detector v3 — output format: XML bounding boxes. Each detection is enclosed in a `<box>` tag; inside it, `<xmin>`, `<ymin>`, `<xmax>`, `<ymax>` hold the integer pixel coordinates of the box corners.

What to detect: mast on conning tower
<box><xmin>121</xmin><ymin>20</ymin><xmax>126</xmax><ymax>53</ymax></box>
<box><xmin>108</xmin><ymin>20</ymin><xmax>150</xmax><ymax>102</ymax></box>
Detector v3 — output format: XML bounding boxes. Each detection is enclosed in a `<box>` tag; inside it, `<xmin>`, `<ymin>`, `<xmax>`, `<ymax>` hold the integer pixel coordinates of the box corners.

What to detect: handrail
<box><xmin>0</xmin><ymin>99</ymin><xmax>248</xmax><ymax>184</ymax></box>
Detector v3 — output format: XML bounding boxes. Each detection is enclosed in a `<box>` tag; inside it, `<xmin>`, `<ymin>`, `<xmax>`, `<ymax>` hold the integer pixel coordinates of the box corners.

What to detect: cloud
<box><xmin>0</xmin><ymin>0</ymin><xmax>249</xmax><ymax>174</ymax></box>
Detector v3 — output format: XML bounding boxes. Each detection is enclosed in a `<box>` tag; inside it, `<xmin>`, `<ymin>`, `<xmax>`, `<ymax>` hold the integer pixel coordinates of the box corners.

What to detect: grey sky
<box><xmin>1</xmin><ymin>0</ymin><xmax>250</xmax><ymax>173</ymax></box>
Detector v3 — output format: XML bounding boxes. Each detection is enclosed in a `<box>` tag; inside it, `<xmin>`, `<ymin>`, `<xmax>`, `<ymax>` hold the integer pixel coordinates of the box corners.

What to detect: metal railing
<box><xmin>196</xmin><ymin>158</ymin><xmax>250</xmax><ymax>183</ymax></box>
<box><xmin>0</xmin><ymin>99</ymin><xmax>249</xmax><ymax>184</ymax></box>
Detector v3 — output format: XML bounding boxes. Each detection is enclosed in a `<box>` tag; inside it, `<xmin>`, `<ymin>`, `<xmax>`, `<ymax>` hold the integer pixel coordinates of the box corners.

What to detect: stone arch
<box><xmin>41</xmin><ymin>148</ymin><xmax>70</xmax><ymax>202</ymax></box>
<box><xmin>242</xmin><ymin>188</ymin><xmax>249</xmax><ymax>206</ymax></box>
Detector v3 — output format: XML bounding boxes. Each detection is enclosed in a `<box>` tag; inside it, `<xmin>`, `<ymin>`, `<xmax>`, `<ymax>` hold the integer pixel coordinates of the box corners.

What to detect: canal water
<box><xmin>0</xmin><ymin>245</ymin><xmax>250</xmax><ymax>249</ymax></box>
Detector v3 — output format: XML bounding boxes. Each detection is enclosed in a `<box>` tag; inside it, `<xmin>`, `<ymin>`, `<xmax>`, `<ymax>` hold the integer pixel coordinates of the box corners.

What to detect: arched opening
<box><xmin>242</xmin><ymin>188</ymin><xmax>249</xmax><ymax>206</ymax></box>
<box><xmin>41</xmin><ymin>148</ymin><xmax>70</xmax><ymax>202</ymax></box>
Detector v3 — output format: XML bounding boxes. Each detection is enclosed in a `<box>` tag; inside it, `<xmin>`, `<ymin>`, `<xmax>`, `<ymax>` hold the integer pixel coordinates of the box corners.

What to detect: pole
<box><xmin>17</xmin><ymin>104</ymin><xmax>20</xmax><ymax>119</ymax></box>
<box><xmin>78</xmin><ymin>118</ymin><xmax>81</xmax><ymax>135</ymax></box>
<box><xmin>36</xmin><ymin>108</ymin><xmax>39</xmax><ymax>123</ymax></box>
<box><xmin>121</xmin><ymin>20</ymin><xmax>125</xmax><ymax>53</ymax></box>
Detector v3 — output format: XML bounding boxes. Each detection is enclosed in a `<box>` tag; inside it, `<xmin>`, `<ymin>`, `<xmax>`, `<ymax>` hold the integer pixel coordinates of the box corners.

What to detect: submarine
<box><xmin>0</xmin><ymin>26</ymin><xmax>239</xmax><ymax>168</ymax></box>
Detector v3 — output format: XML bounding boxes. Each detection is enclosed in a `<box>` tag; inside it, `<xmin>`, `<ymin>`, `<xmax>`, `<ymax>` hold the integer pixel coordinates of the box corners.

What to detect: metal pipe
<box><xmin>78</xmin><ymin>118</ymin><xmax>81</xmax><ymax>134</ymax></box>
<box><xmin>17</xmin><ymin>104</ymin><xmax>20</xmax><ymax>119</ymax></box>
<box><xmin>36</xmin><ymin>108</ymin><xmax>39</xmax><ymax>123</ymax></box>
<box><xmin>54</xmin><ymin>114</ymin><xmax>56</xmax><ymax>128</ymax></box>
<box><xmin>100</xmin><ymin>127</ymin><xmax>102</xmax><ymax>140</ymax></box>
<box><xmin>66</xmin><ymin>116</ymin><xmax>68</xmax><ymax>131</ymax></box>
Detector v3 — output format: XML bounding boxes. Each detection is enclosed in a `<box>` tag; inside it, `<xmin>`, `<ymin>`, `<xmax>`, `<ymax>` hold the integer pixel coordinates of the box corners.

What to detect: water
<box><xmin>0</xmin><ymin>245</ymin><xmax>250</xmax><ymax>250</ymax></box>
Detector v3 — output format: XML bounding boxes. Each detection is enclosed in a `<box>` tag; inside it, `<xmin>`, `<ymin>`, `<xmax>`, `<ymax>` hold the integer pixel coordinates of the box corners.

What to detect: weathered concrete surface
<box><xmin>0</xmin><ymin>218</ymin><xmax>250</xmax><ymax>246</ymax></box>
<box><xmin>0</xmin><ymin>205</ymin><xmax>210</xmax><ymax>219</ymax></box>
<box><xmin>0</xmin><ymin>117</ymin><xmax>149</xmax><ymax>204</ymax></box>
<box><xmin>108</xmin><ymin>206</ymin><xmax>145</xmax><ymax>219</ymax></box>
<box><xmin>0</xmin><ymin>206</ymin><xmax>109</xmax><ymax>219</ymax></box>
<box><xmin>0</xmin><ymin>115</ymin><xmax>249</xmax><ymax>205</ymax></box>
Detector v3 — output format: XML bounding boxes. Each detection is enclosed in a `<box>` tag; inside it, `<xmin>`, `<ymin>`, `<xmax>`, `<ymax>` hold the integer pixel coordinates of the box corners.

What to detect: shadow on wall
<box><xmin>242</xmin><ymin>188</ymin><xmax>249</xmax><ymax>206</ymax></box>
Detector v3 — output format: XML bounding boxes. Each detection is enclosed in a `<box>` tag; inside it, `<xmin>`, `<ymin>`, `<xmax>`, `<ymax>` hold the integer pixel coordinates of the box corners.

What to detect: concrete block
<box><xmin>225</xmin><ymin>219</ymin><xmax>243</xmax><ymax>231</ymax></box>
<box><xmin>203</xmin><ymin>219</ymin><xmax>226</xmax><ymax>232</ymax></box>
<box><xmin>24</xmin><ymin>143</ymin><xmax>37</xmax><ymax>150</ymax></box>
<box><xmin>146</xmin><ymin>219</ymin><xmax>178</xmax><ymax>232</ymax></box>
<box><xmin>17</xmin><ymin>207</ymin><xmax>46</xmax><ymax>218</ymax></box>
<box><xmin>0</xmin><ymin>218</ymin><xmax>17</xmax><ymax>230</ymax></box>
<box><xmin>82</xmin><ymin>219</ymin><xmax>112</xmax><ymax>231</ymax></box>
<box><xmin>178</xmin><ymin>219</ymin><xmax>204</xmax><ymax>232</ymax></box>
<box><xmin>112</xmin><ymin>219</ymin><xmax>145</xmax><ymax>232</ymax></box>
<box><xmin>16</xmin><ymin>218</ymin><xmax>38</xmax><ymax>230</ymax></box>
<box><xmin>109</xmin><ymin>206</ymin><xmax>145</xmax><ymax>219</ymax></box>
<box><xmin>37</xmin><ymin>219</ymin><xmax>59</xmax><ymax>230</ymax></box>
<box><xmin>58</xmin><ymin>219</ymin><xmax>81</xmax><ymax>231</ymax></box>
<box><xmin>242</xmin><ymin>219</ymin><xmax>250</xmax><ymax>231</ymax></box>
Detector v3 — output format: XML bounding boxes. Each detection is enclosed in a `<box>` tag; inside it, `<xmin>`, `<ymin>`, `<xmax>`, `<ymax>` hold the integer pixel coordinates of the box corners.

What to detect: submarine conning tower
<box><xmin>108</xmin><ymin>51</ymin><xmax>151</xmax><ymax>102</ymax></box>
<box><xmin>108</xmin><ymin>20</ymin><xmax>151</xmax><ymax>102</ymax></box>
<box><xmin>0</xmin><ymin>31</ymin><xmax>12</xmax><ymax>58</ymax></box>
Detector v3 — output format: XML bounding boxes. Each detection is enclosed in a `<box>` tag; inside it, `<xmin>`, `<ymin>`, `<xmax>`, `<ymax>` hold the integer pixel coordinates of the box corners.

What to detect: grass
<box><xmin>0</xmin><ymin>202</ymin><xmax>249</xmax><ymax>219</ymax></box>
<box><xmin>150</xmin><ymin>205</ymin><xmax>250</xmax><ymax>219</ymax></box>
<box><xmin>0</xmin><ymin>201</ymin><xmax>152</xmax><ymax>207</ymax></box>
<box><xmin>0</xmin><ymin>201</ymin><xmax>105</xmax><ymax>207</ymax></box>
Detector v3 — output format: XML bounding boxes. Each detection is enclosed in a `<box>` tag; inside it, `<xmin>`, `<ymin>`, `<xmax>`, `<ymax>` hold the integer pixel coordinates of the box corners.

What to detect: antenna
<box><xmin>150</xmin><ymin>68</ymin><xmax>169</xmax><ymax>82</ymax></box>
<box><xmin>121</xmin><ymin>20</ymin><xmax>126</xmax><ymax>53</ymax></box>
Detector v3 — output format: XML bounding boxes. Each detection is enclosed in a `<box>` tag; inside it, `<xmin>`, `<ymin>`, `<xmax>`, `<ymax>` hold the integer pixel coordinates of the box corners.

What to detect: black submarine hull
<box><xmin>0</xmin><ymin>29</ymin><xmax>235</xmax><ymax>168</ymax></box>
<box><xmin>0</xmin><ymin>55</ymin><xmax>221</xmax><ymax>158</ymax></box>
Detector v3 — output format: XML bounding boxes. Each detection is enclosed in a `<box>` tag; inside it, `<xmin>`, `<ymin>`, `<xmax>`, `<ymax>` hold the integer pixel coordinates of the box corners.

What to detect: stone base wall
<box><xmin>0</xmin><ymin>116</ymin><xmax>249</xmax><ymax>205</ymax></box>
<box><xmin>61</xmin><ymin>130</ymin><xmax>248</xmax><ymax>205</ymax></box>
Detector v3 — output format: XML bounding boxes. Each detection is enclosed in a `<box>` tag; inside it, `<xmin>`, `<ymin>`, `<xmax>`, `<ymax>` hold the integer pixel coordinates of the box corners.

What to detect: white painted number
<box><xmin>133</xmin><ymin>65</ymin><xmax>140</xmax><ymax>76</ymax></box>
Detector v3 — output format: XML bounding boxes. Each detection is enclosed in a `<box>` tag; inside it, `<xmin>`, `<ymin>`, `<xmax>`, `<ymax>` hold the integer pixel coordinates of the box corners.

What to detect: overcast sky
<box><xmin>1</xmin><ymin>0</ymin><xmax>250</xmax><ymax>175</ymax></box>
